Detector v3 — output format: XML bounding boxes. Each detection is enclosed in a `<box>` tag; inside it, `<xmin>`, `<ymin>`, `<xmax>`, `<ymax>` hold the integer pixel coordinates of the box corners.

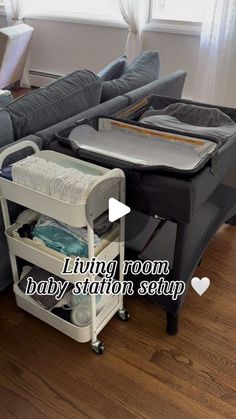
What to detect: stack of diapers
<box><xmin>12</xmin><ymin>156</ymin><xmax>99</xmax><ymax>204</ymax></box>
<box><xmin>13</xmin><ymin>210</ymin><xmax>102</xmax><ymax>257</ymax></box>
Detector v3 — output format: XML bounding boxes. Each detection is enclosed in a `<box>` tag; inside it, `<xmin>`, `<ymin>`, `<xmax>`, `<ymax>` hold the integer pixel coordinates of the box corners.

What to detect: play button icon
<box><xmin>86</xmin><ymin>178</ymin><xmax>151</xmax><ymax>244</ymax></box>
<box><xmin>109</xmin><ymin>198</ymin><xmax>131</xmax><ymax>222</ymax></box>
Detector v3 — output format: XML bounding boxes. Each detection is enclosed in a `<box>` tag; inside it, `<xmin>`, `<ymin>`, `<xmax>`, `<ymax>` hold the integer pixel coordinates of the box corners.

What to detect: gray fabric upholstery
<box><xmin>124</xmin><ymin>70</ymin><xmax>187</xmax><ymax>104</ymax></box>
<box><xmin>149</xmin><ymin>102</ymin><xmax>235</xmax><ymax>127</ymax></box>
<box><xmin>0</xmin><ymin>90</ymin><xmax>13</xmax><ymax>106</ymax></box>
<box><xmin>97</xmin><ymin>55</ymin><xmax>127</xmax><ymax>81</ymax></box>
<box><xmin>0</xmin><ymin>108</ymin><xmax>14</xmax><ymax>147</ymax></box>
<box><xmin>140</xmin><ymin>103</ymin><xmax>236</xmax><ymax>142</ymax></box>
<box><xmin>5</xmin><ymin>70</ymin><xmax>102</xmax><ymax>140</ymax></box>
<box><xmin>37</xmin><ymin>95</ymin><xmax>129</xmax><ymax>148</ymax></box>
<box><xmin>101</xmin><ymin>51</ymin><xmax>160</xmax><ymax>102</ymax></box>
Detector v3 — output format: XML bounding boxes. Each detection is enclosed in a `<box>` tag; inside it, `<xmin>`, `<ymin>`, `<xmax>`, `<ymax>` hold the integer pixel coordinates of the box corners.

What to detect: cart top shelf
<box><xmin>0</xmin><ymin>142</ymin><xmax>124</xmax><ymax>227</ymax></box>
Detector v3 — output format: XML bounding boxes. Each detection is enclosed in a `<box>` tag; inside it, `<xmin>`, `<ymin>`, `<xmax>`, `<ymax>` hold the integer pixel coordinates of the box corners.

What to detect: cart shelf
<box><xmin>14</xmin><ymin>283</ymin><xmax>120</xmax><ymax>343</ymax></box>
<box><xmin>0</xmin><ymin>149</ymin><xmax>122</xmax><ymax>228</ymax></box>
<box><xmin>0</xmin><ymin>141</ymin><xmax>129</xmax><ymax>353</ymax></box>
<box><xmin>6</xmin><ymin>222</ymin><xmax>120</xmax><ymax>282</ymax></box>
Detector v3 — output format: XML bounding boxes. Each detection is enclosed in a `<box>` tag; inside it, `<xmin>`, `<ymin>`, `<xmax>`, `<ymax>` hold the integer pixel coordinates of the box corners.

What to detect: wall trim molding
<box><xmin>145</xmin><ymin>22</ymin><xmax>201</xmax><ymax>36</ymax></box>
<box><xmin>29</xmin><ymin>69</ymin><xmax>63</xmax><ymax>86</ymax></box>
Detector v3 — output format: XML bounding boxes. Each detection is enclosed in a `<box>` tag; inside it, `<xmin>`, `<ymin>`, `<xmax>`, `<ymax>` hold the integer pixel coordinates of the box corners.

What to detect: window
<box><xmin>24</xmin><ymin>0</ymin><xmax>123</xmax><ymax>23</ymax></box>
<box><xmin>150</xmin><ymin>0</ymin><xmax>206</xmax><ymax>23</ymax></box>
<box><xmin>0</xmin><ymin>1</ymin><xmax>207</xmax><ymax>34</ymax></box>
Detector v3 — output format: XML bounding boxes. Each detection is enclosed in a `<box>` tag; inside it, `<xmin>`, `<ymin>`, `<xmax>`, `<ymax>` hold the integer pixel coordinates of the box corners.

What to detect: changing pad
<box><xmin>69</xmin><ymin>118</ymin><xmax>217</xmax><ymax>173</ymax></box>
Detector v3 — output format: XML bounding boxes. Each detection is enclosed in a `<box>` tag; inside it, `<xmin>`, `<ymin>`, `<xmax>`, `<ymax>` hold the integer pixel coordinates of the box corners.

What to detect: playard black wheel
<box><xmin>166</xmin><ymin>312</ymin><xmax>178</xmax><ymax>336</ymax></box>
<box><xmin>91</xmin><ymin>340</ymin><xmax>105</xmax><ymax>354</ymax></box>
<box><xmin>117</xmin><ymin>308</ymin><xmax>130</xmax><ymax>321</ymax></box>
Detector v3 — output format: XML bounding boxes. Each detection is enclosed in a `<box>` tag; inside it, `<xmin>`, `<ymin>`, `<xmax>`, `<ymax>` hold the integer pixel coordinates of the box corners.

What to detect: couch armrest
<box><xmin>124</xmin><ymin>70</ymin><xmax>187</xmax><ymax>104</ymax></box>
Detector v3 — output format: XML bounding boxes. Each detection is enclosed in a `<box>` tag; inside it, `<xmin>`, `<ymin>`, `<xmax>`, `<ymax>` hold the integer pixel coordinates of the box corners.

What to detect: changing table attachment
<box><xmin>66</xmin><ymin>118</ymin><xmax>217</xmax><ymax>173</ymax></box>
<box><xmin>0</xmin><ymin>140</ymin><xmax>130</xmax><ymax>354</ymax></box>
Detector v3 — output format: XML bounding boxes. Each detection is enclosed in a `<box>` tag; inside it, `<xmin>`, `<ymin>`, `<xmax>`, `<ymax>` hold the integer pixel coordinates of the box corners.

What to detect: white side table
<box><xmin>0</xmin><ymin>89</ymin><xmax>13</xmax><ymax>106</ymax></box>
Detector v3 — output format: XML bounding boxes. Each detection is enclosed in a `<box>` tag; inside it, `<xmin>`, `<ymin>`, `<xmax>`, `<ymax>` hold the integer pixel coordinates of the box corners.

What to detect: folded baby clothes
<box><xmin>12</xmin><ymin>156</ymin><xmax>99</xmax><ymax>204</ymax></box>
<box><xmin>14</xmin><ymin>212</ymin><xmax>102</xmax><ymax>257</ymax></box>
<box><xmin>36</xmin><ymin>215</ymin><xmax>101</xmax><ymax>246</ymax></box>
<box><xmin>32</xmin><ymin>224</ymin><xmax>88</xmax><ymax>257</ymax></box>
<box><xmin>32</xmin><ymin>215</ymin><xmax>101</xmax><ymax>256</ymax></box>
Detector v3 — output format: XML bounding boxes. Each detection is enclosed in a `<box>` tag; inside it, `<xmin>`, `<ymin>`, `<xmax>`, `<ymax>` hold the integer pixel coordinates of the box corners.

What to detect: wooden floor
<box><xmin>0</xmin><ymin>224</ymin><xmax>235</xmax><ymax>419</ymax></box>
<box><xmin>11</xmin><ymin>87</ymin><xmax>35</xmax><ymax>99</ymax></box>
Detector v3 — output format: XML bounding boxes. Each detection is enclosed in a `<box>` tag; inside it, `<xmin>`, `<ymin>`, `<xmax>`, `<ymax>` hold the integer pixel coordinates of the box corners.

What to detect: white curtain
<box><xmin>193</xmin><ymin>0</ymin><xmax>236</xmax><ymax>107</ymax></box>
<box><xmin>4</xmin><ymin>0</ymin><xmax>24</xmax><ymax>24</ymax></box>
<box><xmin>4</xmin><ymin>0</ymin><xmax>31</xmax><ymax>87</ymax></box>
<box><xmin>117</xmin><ymin>0</ymin><xmax>148</xmax><ymax>63</ymax></box>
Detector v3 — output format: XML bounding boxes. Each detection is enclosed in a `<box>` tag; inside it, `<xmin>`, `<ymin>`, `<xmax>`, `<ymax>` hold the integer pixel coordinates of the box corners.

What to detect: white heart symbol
<box><xmin>191</xmin><ymin>277</ymin><xmax>210</xmax><ymax>296</ymax></box>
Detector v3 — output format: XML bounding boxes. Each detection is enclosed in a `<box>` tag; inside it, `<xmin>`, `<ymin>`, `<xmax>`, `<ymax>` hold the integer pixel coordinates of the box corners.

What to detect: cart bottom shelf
<box><xmin>14</xmin><ymin>284</ymin><xmax>120</xmax><ymax>344</ymax></box>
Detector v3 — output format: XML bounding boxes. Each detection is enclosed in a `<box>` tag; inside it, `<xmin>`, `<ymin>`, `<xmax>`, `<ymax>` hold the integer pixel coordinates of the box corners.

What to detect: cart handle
<box><xmin>0</xmin><ymin>140</ymin><xmax>40</xmax><ymax>169</ymax></box>
<box><xmin>88</xmin><ymin>168</ymin><xmax>125</xmax><ymax>196</ymax></box>
<box><xmin>86</xmin><ymin>168</ymin><xmax>126</xmax><ymax>220</ymax></box>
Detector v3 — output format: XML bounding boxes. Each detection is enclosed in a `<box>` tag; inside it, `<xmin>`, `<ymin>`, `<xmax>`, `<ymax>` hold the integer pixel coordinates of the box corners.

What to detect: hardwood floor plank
<box><xmin>0</xmin><ymin>223</ymin><xmax>235</xmax><ymax>418</ymax></box>
<box><xmin>0</xmin><ymin>320</ymin><xmax>137</xmax><ymax>419</ymax></box>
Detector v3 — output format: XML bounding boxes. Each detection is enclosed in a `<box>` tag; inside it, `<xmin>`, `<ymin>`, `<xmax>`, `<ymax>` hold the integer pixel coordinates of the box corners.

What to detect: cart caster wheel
<box><xmin>225</xmin><ymin>215</ymin><xmax>236</xmax><ymax>225</ymax></box>
<box><xmin>91</xmin><ymin>340</ymin><xmax>104</xmax><ymax>355</ymax></box>
<box><xmin>117</xmin><ymin>308</ymin><xmax>130</xmax><ymax>321</ymax></box>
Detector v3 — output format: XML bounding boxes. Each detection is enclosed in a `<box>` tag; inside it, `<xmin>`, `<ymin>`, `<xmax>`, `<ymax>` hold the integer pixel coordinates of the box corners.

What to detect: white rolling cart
<box><xmin>0</xmin><ymin>140</ymin><xmax>129</xmax><ymax>354</ymax></box>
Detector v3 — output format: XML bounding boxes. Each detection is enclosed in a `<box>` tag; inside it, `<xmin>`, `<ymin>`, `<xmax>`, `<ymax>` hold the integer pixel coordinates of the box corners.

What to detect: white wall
<box><xmin>1</xmin><ymin>14</ymin><xmax>200</xmax><ymax>98</ymax></box>
<box><xmin>26</xmin><ymin>18</ymin><xmax>127</xmax><ymax>76</ymax></box>
<box><xmin>0</xmin><ymin>15</ymin><xmax>6</xmax><ymax>26</ymax></box>
<box><xmin>143</xmin><ymin>31</ymin><xmax>200</xmax><ymax>99</ymax></box>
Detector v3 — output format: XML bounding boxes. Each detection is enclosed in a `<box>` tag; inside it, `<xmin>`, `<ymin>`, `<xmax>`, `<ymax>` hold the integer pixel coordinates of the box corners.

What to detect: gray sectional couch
<box><xmin>0</xmin><ymin>50</ymin><xmax>186</xmax><ymax>291</ymax></box>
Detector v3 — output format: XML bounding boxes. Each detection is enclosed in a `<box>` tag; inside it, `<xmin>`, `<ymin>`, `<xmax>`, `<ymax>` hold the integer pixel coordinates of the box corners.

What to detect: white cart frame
<box><xmin>0</xmin><ymin>140</ymin><xmax>129</xmax><ymax>354</ymax></box>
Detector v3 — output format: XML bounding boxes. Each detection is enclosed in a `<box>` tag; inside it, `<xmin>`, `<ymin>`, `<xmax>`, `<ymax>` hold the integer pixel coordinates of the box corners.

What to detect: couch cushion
<box><xmin>0</xmin><ymin>108</ymin><xmax>14</xmax><ymax>147</ymax></box>
<box><xmin>123</xmin><ymin>70</ymin><xmax>187</xmax><ymax>104</ymax></box>
<box><xmin>101</xmin><ymin>51</ymin><xmax>160</xmax><ymax>102</ymax></box>
<box><xmin>97</xmin><ymin>55</ymin><xmax>127</xmax><ymax>81</ymax></box>
<box><xmin>5</xmin><ymin>70</ymin><xmax>102</xmax><ymax>140</ymax></box>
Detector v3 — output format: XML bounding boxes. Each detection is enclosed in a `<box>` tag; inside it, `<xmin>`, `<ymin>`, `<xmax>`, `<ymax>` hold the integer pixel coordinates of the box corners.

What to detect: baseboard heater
<box><xmin>29</xmin><ymin>69</ymin><xmax>63</xmax><ymax>87</ymax></box>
